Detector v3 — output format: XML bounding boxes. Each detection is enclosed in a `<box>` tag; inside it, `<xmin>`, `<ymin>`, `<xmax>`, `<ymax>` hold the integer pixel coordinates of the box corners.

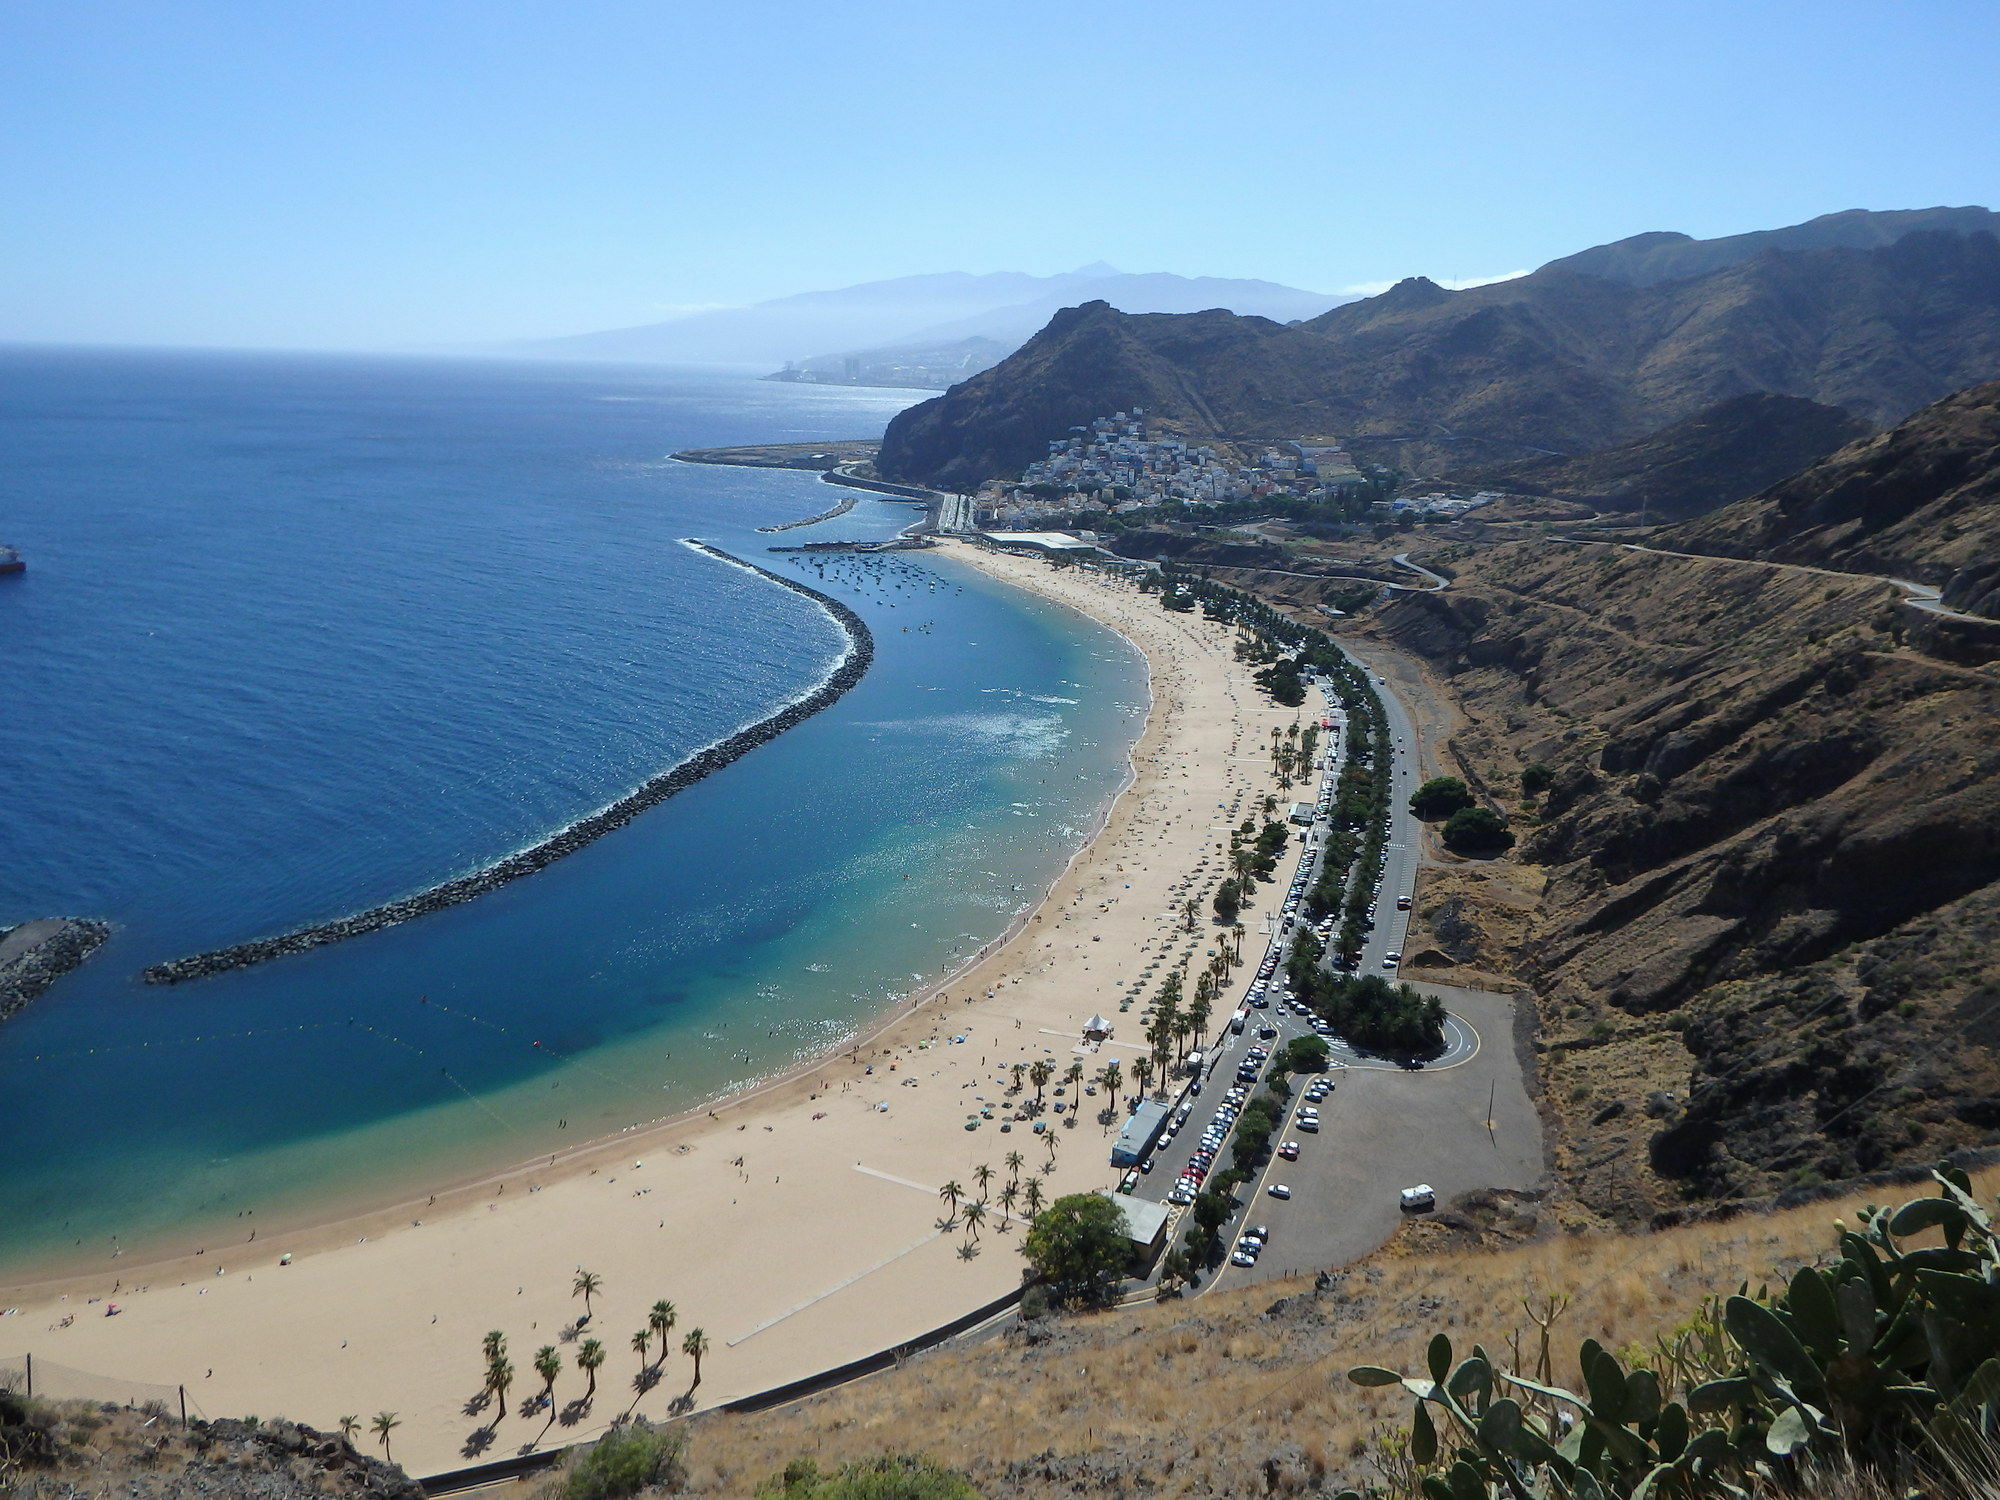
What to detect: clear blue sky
<box><xmin>4</xmin><ymin>0</ymin><xmax>1996</xmax><ymax>349</ymax></box>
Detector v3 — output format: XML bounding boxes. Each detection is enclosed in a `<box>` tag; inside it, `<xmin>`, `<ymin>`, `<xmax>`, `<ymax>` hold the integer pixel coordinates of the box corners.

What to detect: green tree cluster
<box><xmin>1443</xmin><ymin>805</ymin><xmax>1514</xmax><ymax>852</ymax></box>
<box><xmin>1293</xmin><ymin>971</ymin><xmax>1446</xmax><ymax>1059</ymax></box>
<box><xmin>1410</xmin><ymin>775</ymin><xmax>1475</xmax><ymax>820</ymax></box>
<box><xmin>560</xmin><ymin>1420</ymin><xmax>687</xmax><ymax>1500</ymax></box>
<box><xmin>1020</xmin><ymin>1193</ymin><xmax>1131</xmax><ymax>1303</ymax></box>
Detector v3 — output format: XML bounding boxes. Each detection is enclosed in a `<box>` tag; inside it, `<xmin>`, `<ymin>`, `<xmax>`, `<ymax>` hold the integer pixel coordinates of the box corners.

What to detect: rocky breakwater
<box><xmin>144</xmin><ymin>543</ymin><xmax>875</xmax><ymax>985</ymax></box>
<box><xmin>0</xmin><ymin>917</ymin><xmax>112</xmax><ymax>1021</ymax></box>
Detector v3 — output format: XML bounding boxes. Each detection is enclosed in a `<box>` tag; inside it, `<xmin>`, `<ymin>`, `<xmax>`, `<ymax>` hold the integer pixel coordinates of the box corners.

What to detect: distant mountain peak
<box><xmin>1377</xmin><ymin>275</ymin><xmax>1452</xmax><ymax>308</ymax></box>
<box><xmin>1070</xmin><ymin>261</ymin><xmax>1121</xmax><ymax>277</ymax></box>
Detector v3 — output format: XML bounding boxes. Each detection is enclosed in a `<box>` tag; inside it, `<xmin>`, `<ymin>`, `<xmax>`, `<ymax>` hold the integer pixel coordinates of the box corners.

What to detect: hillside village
<box><xmin>979</xmin><ymin>409</ymin><xmax>1497</xmax><ymax>530</ymax></box>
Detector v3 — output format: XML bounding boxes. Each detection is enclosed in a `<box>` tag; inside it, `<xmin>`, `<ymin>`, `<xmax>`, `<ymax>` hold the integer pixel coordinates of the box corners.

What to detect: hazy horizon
<box><xmin>4</xmin><ymin>0</ymin><xmax>1997</xmax><ymax>351</ymax></box>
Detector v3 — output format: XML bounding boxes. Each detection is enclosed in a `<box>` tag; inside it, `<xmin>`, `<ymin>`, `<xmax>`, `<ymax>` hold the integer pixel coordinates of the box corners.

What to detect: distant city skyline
<box><xmin>2</xmin><ymin>0</ymin><xmax>1995</xmax><ymax>350</ymax></box>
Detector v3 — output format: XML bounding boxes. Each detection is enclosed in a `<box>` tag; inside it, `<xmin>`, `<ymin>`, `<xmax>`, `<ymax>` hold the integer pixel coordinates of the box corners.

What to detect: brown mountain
<box><xmin>1540</xmin><ymin>205</ymin><xmax>2000</xmax><ymax>285</ymax></box>
<box><xmin>1668</xmin><ymin>379</ymin><xmax>2000</xmax><ymax>617</ymax></box>
<box><xmin>1449</xmin><ymin>392</ymin><xmax>1872</xmax><ymax>520</ymax></box>
<box><xmin>878</xmin><ymin>221</ymin><xmax>2000</xmax><ymax>489</ymax></box>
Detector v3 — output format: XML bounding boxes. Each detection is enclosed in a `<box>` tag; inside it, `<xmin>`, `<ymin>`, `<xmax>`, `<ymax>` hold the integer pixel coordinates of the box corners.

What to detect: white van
<box><xmin>1230</xmin><ymin>1009</ymin><xmax>1248</xmax><ymax>1035</ymax></box>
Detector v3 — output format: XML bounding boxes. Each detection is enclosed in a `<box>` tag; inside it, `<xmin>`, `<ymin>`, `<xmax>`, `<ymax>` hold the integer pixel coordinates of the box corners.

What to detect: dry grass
<box><xmin>678</xmin><ymin>1166</ymin><xmax>2000</xmax><ymax>1497</ymax></box>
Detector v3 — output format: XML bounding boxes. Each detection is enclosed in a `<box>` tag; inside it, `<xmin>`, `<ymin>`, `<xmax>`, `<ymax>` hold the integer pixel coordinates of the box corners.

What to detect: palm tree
<box><xmin>1023</xmin><ymin>1178</ymin><xmax>1045</xmax><ymax>1217</ymax></box>
<box><xmin>972</xmin><ymin>1162</ymin><xmax>994</xmax><ymax>1198</ymax></box>
<box><xmin>1043</xmin><ymin>1128</ymin><xmax>1060</xmax><ymax>1170</ymax></box>
<box><xmin>1029</xmin><ymin>1059</ymin><xmax>1053</xmax><ymax>1106</ymax></box>
<box><xmin>572</xmin><ymin>1268</ymin><xmax>603</xmax><ymax>1322</ymax></box>
<box><xmin>1064</xmin><ymin>1061</ymin><xmax>1086</xmax><ymax>1103</ymax></box>
<box><xmin>481</xmin><ymin>1329</ymin><xmax>507</xmax><ymax>1365</ymax></box>
<box><xmin>963</xmin><ymin>1201</ymin><xmax>987</xmax><ymax>1240</ymax></box>
<box><xmin>1133</xmin><ymin>1054</ymin><xmax>1154</xmax><ymax>1099</ymax></box>
<box><xmin>576</xmin><ymin>1337</ymin><xmax>606</xmax><ymax>1398</ymax></box>
<box><xmin>338</xmin><ymin>1415</ymin><xmax>360</xmax><ymax>1443</ymax></box>
<box><xmin>533</xmin><ymin>1344</ymin><xmax>561</xmax><ymax>1408</ymax></box>
<box><xmin>370</xmin><ymin>1412</ymin><xmax>400</xmax><ymax>1462</ymax></box>
<box><xmin>997</xmin><ymin>1180</ymin><xmax>1020</xmax><ymax>1226</ymax></box>
<box><xmin>1010</xmin><ymin>1062</ymin><xmax>1026</xmax><ymax>1093</ymax></box>
<box><xmin>938</xmin><ymin>1179</ymin><xmax>964</xmax><ymax>1220</ymax></box>
<box><xmin>682</xmin><ymin>1328</ymin><xmax>709</xmax><ymax>1389</ymax></box>
<box><xmin>1101</xmin><ymin>1060</ymin><xmax>1122</xmax><ymax>1115</ymax></box>
<box><xmin>647</xmin><ymin>1300</ymin><xmax>677</xmax><ymax>1365</ymax></box>
<box><xmin>489</xmin><ymin>1356</ymin><xmax>514</xmax><ymax>1425</ymax></box>
<box><xmin>1003</xmin><ymin>1149</ymin><xmax>1025</xmax><ymax>1185</ymax></box>
<box><xmin>631</xmin><ymin>1328</ymin><xmax>651</xmax><ymax>1367</ymax></box>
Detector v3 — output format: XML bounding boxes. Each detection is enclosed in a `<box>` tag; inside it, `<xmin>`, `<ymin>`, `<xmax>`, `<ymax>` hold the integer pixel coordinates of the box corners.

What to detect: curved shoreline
<box><xmin>143</xmin><ymin>543</ymin><xmax>875</xmax><ymax>985</ymax></box>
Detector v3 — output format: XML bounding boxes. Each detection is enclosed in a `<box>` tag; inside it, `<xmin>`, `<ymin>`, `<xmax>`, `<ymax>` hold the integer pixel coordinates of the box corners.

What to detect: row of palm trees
<box><xmin>938</xmin><ymin>1146</ymin><xmax>1056</xmax><ymax>1246</ymax></box>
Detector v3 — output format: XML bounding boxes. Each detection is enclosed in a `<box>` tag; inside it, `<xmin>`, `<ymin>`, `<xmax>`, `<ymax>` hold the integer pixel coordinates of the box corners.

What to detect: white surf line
<box><xmin>726</xmin><ymin>1224</ymin><xmax>943</xmax><ymax>1348</ymax></box>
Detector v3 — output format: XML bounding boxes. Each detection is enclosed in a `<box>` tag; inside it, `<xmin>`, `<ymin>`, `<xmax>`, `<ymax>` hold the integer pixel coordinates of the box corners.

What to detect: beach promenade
<box><xmin>0</xmin><ymin>542</ymin><xmax>1304</xmax><ymax>1474</ymax></box>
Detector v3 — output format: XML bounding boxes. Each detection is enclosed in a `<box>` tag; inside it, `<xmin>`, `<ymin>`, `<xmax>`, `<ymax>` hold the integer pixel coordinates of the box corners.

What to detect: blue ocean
<box><xmin>0</xmin><ymin>347</ymin><xmax>1146</xmax><ymax>1274</ymax></box>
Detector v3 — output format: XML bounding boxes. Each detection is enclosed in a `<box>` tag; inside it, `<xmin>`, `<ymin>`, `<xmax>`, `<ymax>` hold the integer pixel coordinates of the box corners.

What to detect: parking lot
<box><xmin>1114</xmin><ymin>670</ymin><xmax>1542</xmax><ymax>1288</ymax></box>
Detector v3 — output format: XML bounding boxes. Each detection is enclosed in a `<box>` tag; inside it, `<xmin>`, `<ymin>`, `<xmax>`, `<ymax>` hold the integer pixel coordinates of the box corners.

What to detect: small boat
<box><xmin>0</xmin><ymin>546</ymin><xmax>21</xmax><ymax>575</ymax></box>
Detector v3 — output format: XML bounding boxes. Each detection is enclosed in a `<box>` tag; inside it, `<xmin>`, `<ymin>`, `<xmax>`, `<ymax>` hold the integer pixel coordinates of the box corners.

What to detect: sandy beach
<box><xmin>0</xmin><ymin>541</ymin><xmax>1309</xmax><ymax>1475</ymax></box>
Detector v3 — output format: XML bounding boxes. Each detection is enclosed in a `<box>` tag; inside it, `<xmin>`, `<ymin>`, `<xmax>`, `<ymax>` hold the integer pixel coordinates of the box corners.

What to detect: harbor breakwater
<box><xmin>0</xmin><ymin>918</ymin><xmax>112</xmax><ymax>1021</ymax></box>
<box><xmin>143</xmin><ymin>543</ymin><xmax>876</xmax><ymax>985</ymax></box>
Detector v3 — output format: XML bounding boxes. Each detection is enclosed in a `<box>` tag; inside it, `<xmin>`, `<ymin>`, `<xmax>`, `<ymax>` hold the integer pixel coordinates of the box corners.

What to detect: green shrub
<box><xmin>757</xmin><ymin>1453</ymin><xmax>978</xmax><ymax>1499</ymax></box>
<box><xmin>1410</xmin><ymin>776</ymin><xmax>1474</xmax><ymax>820</ymax></box>
<box><xmin>562</xmin><ymin>1421</ymin><xmax>686</xmax><ymax>1500</ymax></box>
<box><xmin>1442</xmin><ymin>805</ymin><xmax>1514</xmax><ymax>852</ymax></box>
<box><xmin>1344</xmin><ymin>1166</ymin><xmax>2000</xmax><ymax>1500</ymax></box>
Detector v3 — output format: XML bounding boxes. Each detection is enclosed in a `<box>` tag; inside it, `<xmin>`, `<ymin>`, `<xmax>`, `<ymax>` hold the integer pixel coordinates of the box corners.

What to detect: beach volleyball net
<box><xmin>0</xmin><ymin>1353</ymin><xmax>184</xmax><ymax>1413</ymax></box>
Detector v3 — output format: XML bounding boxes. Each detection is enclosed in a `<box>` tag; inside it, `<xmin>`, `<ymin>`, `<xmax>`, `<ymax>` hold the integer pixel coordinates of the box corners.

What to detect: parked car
<box><xmin>1278</xmin><ymin>1141</ymin><xmax>1300</xmax><ymax>1160</ymax></box>
<box><xmin>1268</xmin><ymin>1183</ymin><xmax>1292</xmax><ymax>1199</ymax></box>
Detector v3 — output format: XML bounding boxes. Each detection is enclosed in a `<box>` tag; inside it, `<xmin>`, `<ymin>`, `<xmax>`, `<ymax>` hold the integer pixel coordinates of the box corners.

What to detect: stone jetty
<box><xmin>144</xmin><ymin>543</ymin><xmax>875</xmax><ymax>985</ymax></box>
<box><xmin>1</xmin><ymin>917</ymin><xmax>112</xmax><ymax>1021</ymax></box>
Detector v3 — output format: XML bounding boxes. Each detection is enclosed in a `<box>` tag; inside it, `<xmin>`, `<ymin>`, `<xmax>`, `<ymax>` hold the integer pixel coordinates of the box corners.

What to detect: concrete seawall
<box><xmin>143</xmin><ymin>544</ymin><xmax>875</xmax><ymax>985</ymax></box>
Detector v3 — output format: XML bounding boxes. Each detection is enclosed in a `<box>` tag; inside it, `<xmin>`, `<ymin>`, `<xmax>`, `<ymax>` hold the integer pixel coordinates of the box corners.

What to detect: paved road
<box><xmin>1547</xmin><ymin>536</ymin><xmax>1992</xmax><ymax>625</ymax></box>
<box><xmin>1113</xmin><ymin>665</ymin><xmax>1533</xmax><ymax>1289</ymax></box>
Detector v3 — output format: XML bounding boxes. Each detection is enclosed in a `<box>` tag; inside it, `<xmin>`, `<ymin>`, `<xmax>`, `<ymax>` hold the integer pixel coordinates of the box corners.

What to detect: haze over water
<box><xmin>0</xmin><ymin>348</ymin><xmax>1147</xmax><ymax>1275</ymax></box>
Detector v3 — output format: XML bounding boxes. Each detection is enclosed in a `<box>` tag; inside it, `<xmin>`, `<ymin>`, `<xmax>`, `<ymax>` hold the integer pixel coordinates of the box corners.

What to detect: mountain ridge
<box><xmin>878</xmin><ymin>216</ymin><xmax>2000</xmax><ymax>488</ymax></box>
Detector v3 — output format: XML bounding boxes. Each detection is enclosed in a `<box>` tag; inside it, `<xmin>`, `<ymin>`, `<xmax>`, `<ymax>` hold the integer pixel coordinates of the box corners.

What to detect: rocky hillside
<box><xmin>878</xmin><ymin>219</ymin><xmax>2000</xmax><ymax>488</ymax></box>
<box><xmin>0</xmin><ymin>1396</ymin><xmax>421</xmax><ymax>1500</ymax></box>
<box><xmin>675</xmin><ymin>1166</ymin><xmax>1999</xmax><ymax>1496</ymax></box>
<box><xmin>1447</xmin><ymin>393</ymin><xmax>1871</xmax><ymax>521</ymax></box>
<box><xmin>1669</xmin><ymin>379</ymin><xmax>2000</xmax><ymax>617</ymax></box>
<box><xmin>1363</xmin><ymin>535</ymin><xmax>2000</xmax><ymax>1223</ymax></box>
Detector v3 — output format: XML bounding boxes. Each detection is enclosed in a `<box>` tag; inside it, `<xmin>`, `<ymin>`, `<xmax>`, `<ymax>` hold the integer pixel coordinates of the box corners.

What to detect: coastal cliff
<box><xmin>0</xmin><ymin>917</ymin><xmax>111</xmax><ymax>1022</ymax></box>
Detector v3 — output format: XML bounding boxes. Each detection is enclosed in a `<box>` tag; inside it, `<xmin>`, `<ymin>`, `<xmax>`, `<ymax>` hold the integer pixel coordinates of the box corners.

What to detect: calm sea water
<box><xmin>0</xmin><ymin>347</ymin><xmax>1146</xmax><ymax>1274</ymax></box>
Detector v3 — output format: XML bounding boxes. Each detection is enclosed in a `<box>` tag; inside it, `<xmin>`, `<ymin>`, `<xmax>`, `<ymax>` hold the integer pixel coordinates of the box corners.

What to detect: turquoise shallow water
<box><xmin>0</xmin><ymin>348</ymin><xmax>1147</xmax><ymax>1276</ymax></box>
